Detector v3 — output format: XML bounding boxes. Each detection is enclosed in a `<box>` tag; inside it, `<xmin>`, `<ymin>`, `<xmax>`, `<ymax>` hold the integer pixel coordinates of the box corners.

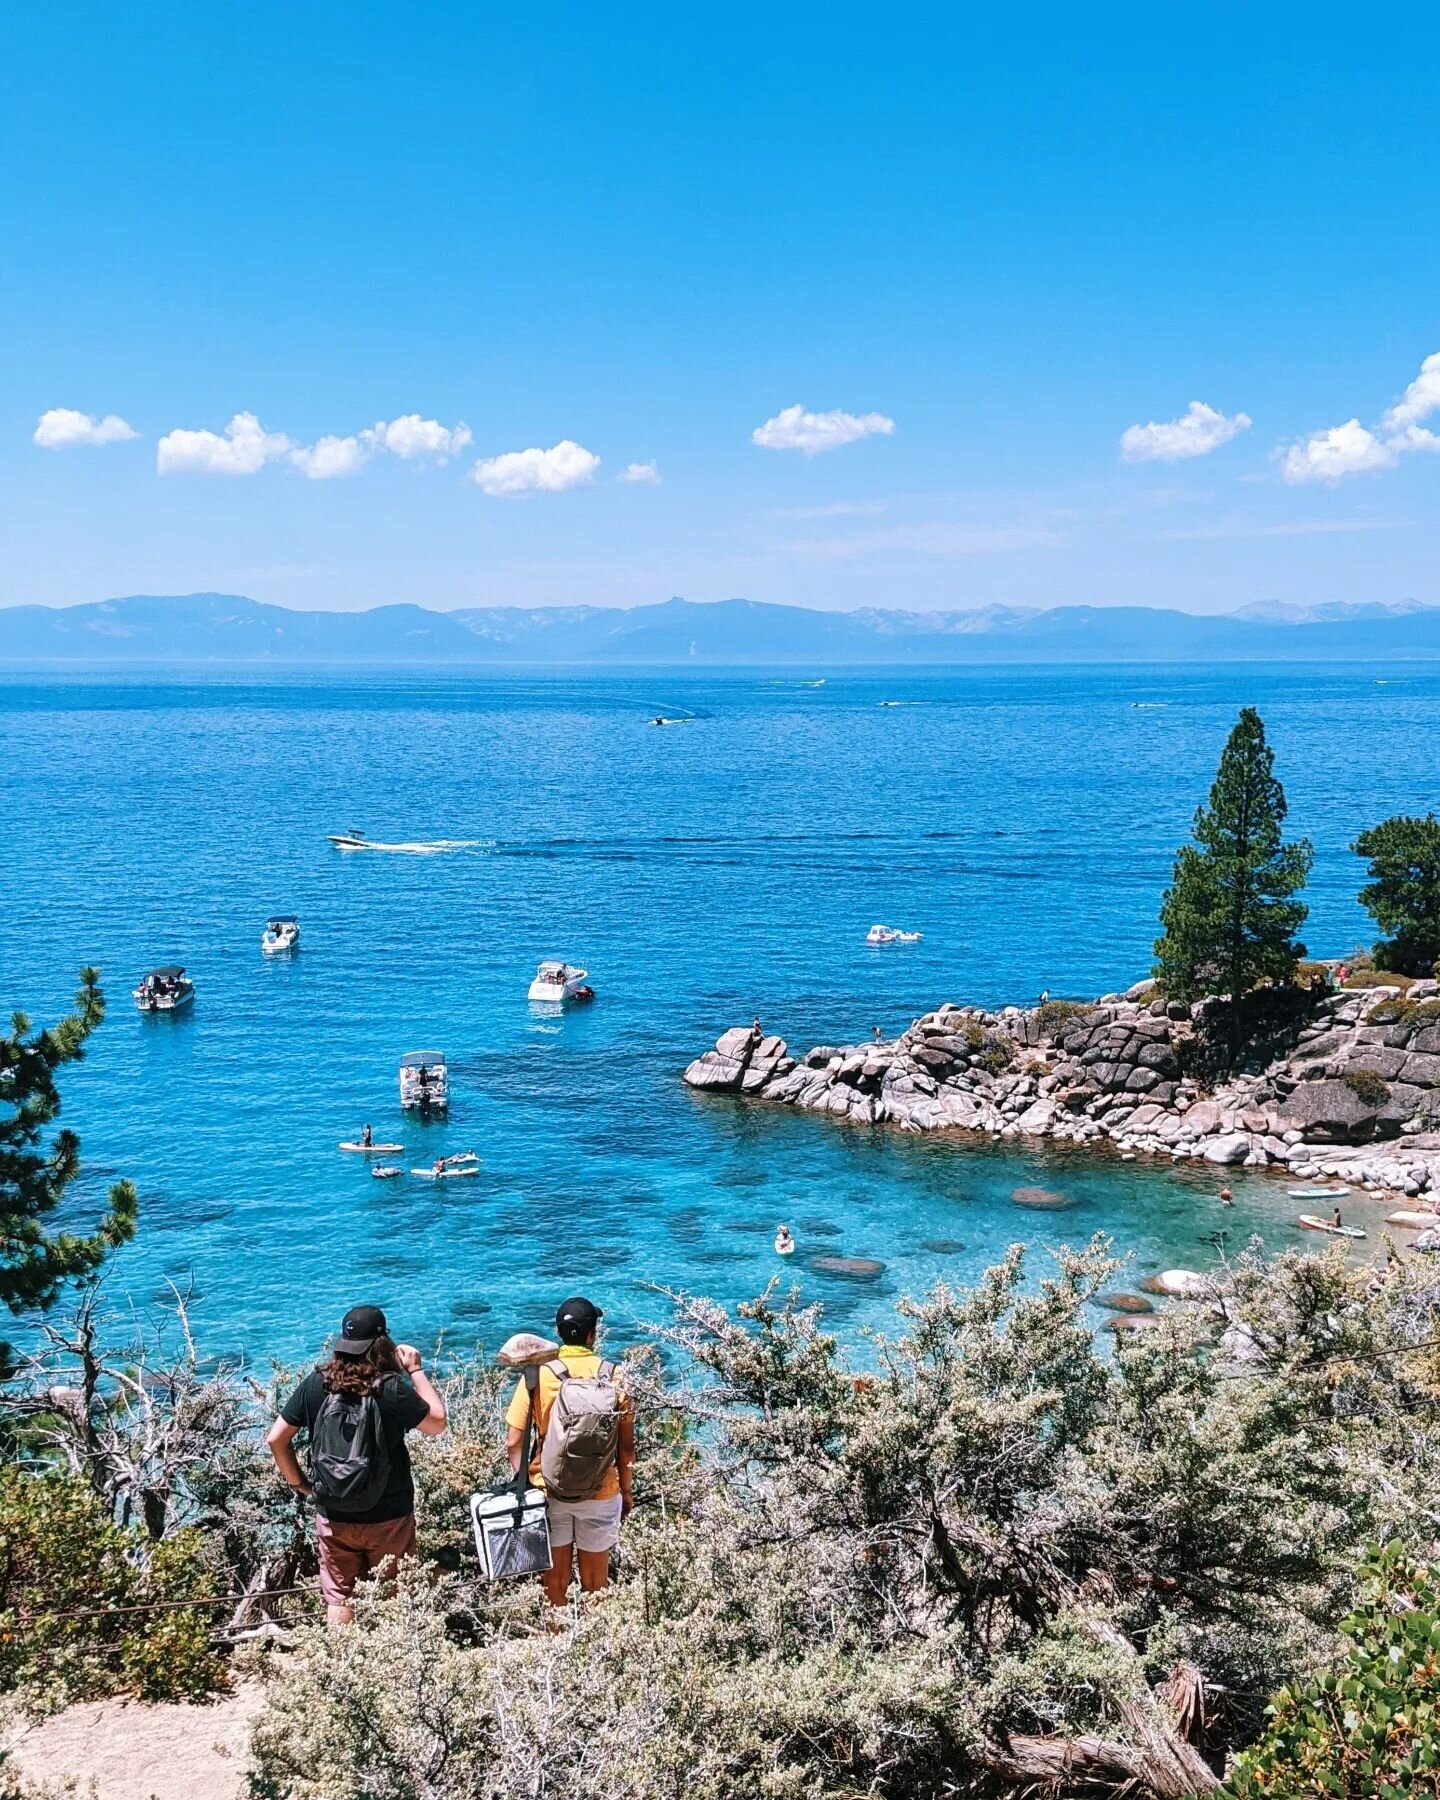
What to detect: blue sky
<box><xmin>2</xmin><ymin>3</ymin><xmax>1436</xmax><ymax>614</ymax></box>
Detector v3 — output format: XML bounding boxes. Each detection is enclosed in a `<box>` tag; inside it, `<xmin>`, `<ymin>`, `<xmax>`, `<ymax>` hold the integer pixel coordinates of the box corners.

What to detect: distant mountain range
<box><xmin>2</xmin><ymin>592</ymin><xmax>1439</xmax><ymax>663</ymax></box>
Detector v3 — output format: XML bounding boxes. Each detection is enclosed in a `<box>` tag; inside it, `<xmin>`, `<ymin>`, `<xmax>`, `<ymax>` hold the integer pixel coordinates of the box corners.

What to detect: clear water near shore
<box><xmin>3</xmin><ymin>662</ymin><xmax>1435</xmax><ymax>1366</ymax></box>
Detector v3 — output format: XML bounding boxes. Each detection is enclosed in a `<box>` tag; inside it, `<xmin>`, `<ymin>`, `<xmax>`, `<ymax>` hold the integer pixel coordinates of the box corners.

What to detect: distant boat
<box><xmin>528</xmin><ymin>960</ymin><xmax>594</xmax><ymax>1004</ymax></box>
<box><xmin>802</xmin><ymin>679</ymin><xmax>826</xmax><ymax>688</ymax></box>
<box><xmin>329</xmin><ymin>829</ymin><xmax>369</xmax><ymax>849</ymax></box>
<box><xmin>134</xmin><ymin>966</ymin><xmax>195</xmax><ymax>1013</ymax></box>
<box><xmin>866</xmin><ymin>924</ymin><xmax>923</xmax><ymax>945</ymax></box>
<box><xmin>329</xmin><ymin>830</ymin><xmax>481</xmax><ymax>854</ymax></box>
<box><xmin>261</xmin><ymin>915</ymin><xmax>300</xmax><ymax>954</ymax></box>
<box><xmin>649</xmin><ymin>716</ymin><xmax>692</xmax><ymax>727</ymax></box>
<box><xmin>399</xmin><ymin>1050</ymin><xmax>449</xmax><ymax>1111</ymax></box>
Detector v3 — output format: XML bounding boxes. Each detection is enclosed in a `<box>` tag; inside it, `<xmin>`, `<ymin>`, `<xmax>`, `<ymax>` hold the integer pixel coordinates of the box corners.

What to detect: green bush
<box><xmin>1036</xmin><ymin>999</ymin><xmax>1091</xmax><ymax>1037</ymax></box>
<box><xmin>0</xmin><ymin>1468</ymin><xmax>223</xmax><ymax>1705</ymax></box>
<box><xmin>1341</xmin><ymin>1069</ymin><xmax>1391</xmax><ymax>1107</ymax></box>
<box><xmin>1223</xmin><ymin>1544</ymin><xmax>1440</xmax><ymax>1799</ymax></box>
<box><xmin>1341</xmin><ymin>969</ymin><xmax>1415</xmax><ymax>992</ymax></box>
<box><xmin>1366</xmin><ymin>998</ymin><xmax>1414</xmax><ymax>1025</ymax></box>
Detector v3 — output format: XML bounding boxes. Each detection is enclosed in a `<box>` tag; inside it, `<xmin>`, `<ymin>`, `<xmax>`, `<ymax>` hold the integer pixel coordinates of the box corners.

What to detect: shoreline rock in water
<box><xmin>684</xmin><ymin>982</ymin><xmax>1440</xmax><ymax>1203</ymax></box>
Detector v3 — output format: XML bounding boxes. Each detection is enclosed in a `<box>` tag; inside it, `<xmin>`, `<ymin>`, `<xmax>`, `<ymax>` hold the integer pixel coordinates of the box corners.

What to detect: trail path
<box><xmin>5</xmin><ymin>1681</ymin><xmax>263</xmax><ymax>1799</ymax></box>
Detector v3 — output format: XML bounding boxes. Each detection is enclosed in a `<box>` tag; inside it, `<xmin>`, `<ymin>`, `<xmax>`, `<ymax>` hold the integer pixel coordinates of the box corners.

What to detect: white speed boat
<box><xmin>328</xmin><ymin>829</ymin><xmax>369</xmax><ymax>850</ymax></box>
<box><xmin>399</xmin><ymin>1050</ymin><xmax>449</xmax><ymax>1111</ymax></box>
<box><xmin>261</xmin><ymin>915</ymin><xmax>300</xmax><ymax>955</ymax></box>
<box><xmin>527</xmin><ymin>960</ymin><xmax>595</xmax><ymax>1004</ymax></box>
<box><xmin>866</xmin><ymin>924</ymin><xmax>923</xmax><ymax>946</ymax></box>
<box><xmin>134</xmin><ymin>966</ymin><xmax>195</xmax><ymax>1013</ymax></box>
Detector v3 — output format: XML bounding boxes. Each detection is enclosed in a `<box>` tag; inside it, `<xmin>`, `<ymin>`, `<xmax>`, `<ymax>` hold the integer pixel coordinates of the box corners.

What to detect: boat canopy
<box><xmin>401</xmin><ymin>1050</ymin><xmax>446</xmax><ymax>1067</ymax></box>
<box><xmin>536</xmin><ymin>960</ymin><xmax>567</xmax><ymax>975</ymax></box>
<box><xmin>150</xmin><ymin>965</ymin><xmax>187</xmax><ymax>979</ymax></box>
<box><xmin>266</xmin><ymin>915</ymin><xmax>298</xmax><ymax>926</ymax></box>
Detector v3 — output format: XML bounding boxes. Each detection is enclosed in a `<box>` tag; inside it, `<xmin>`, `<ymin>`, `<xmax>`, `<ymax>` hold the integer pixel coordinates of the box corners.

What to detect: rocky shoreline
<box><xmin>685</xmin><ymin>980</ymin><xmax>1440</xmax><ymax>1207</ymax></box>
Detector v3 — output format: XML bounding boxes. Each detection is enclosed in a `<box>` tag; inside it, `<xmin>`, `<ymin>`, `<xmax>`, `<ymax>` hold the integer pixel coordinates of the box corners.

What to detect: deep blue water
<box><xmin>3</xmin><ymin>663</ymin><xmax>1436</xmax><ymax>1369</ymax></box>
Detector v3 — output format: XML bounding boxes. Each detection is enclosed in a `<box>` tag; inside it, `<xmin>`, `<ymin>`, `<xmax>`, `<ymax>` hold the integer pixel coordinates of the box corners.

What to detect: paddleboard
<box><xmin>1287</xmin><ymin>1186</ymin><xmax>1350</xmax><ymax>1200</ymax></box>
<box><xmin>1296</xmin><ymin>1214</ymin><xmax>1365</xmax><ymax>1239</ymax></box>
<box><xmin>340</xmin><ymin>1142</ymin><xmax>404</xmax><ymax>1153</ymax></box>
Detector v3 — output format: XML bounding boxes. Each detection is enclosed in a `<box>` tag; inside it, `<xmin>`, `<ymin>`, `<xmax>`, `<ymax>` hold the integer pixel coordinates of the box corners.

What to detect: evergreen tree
<box><xmin>1352</xmin><ymin>813</ymin><xmax>1440</xmax><ymax>976</ymax></box>
<box><xmin>0</xmin><ymin>969</ymin><xmax>138</xmax><ymax>1373</ymax></box>
<box><xmin>1154</xmin><ymin>708</ymin><xmax>1313</xmax><ymax>1020</ymax></box>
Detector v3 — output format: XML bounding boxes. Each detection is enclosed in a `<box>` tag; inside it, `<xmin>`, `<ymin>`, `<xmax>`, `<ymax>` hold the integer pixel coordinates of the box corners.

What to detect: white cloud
<box><xmin>1279</xmin><ymin>418</ymin><xmax>1399</xmax><ymax>485</ymax></box>
<box><xmin>367</xmin><ymin>415</ymin><xmax>472</xmax><ymax>461</ymax></box>
<box><xmin>752</xmin><ymin>404</ymin><xmax>896</xmax><ymax>455</ymax></box>
<box><xmin>1279</xmin><ymin>349</ymin><xmax>1440</xmax><ymax>483</ymax></box>
<box><xmin>156</xmin><ymin>412</ymin><xmax>293</xmax><ymax>477</ymax></box>
<box><xmin>617</xmin><ymin>460</ymin><xmax>660</xmax><ymax>484</ymax></box>
<box><xmin>1382</xmin><ymin>351</ymin><xmax>1440</xmax><ymax>432</ymax></box>
<box><xmin>34</xmin><ymin>408</ymin><xmax>138</xmax><ymax>449</ymax></box>
<box><xmin>1119</xmin><ymin>401</ymin><xmax>1251</xmax><ymax>463</ymax></box>
<box><xmin>290</xmin><ymin>434</ymin><xmax>370</xmax><ymax>480</ymax></box>
<box><xmin>470</xmin><ymin>439</ymin><xmax>600</xmax><ymax>496</ymax></box>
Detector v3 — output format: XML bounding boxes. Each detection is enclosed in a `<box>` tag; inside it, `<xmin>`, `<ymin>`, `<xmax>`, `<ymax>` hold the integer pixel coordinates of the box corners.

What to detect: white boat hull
<box><xmin>134</xmin><ymin>988</ymin><xmax>194</xmax><ymax>1013</ymax></box>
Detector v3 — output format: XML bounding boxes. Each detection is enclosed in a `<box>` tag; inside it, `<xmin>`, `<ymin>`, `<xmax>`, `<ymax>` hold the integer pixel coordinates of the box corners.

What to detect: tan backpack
<box><xmin>538</xmin><ymin>1359</ymin><xmax>621</xmax><ymax>1500</ymax></box>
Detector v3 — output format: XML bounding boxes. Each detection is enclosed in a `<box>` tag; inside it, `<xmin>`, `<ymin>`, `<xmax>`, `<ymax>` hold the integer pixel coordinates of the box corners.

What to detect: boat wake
<box><xmin>331</xmin><ymin>836</ymin><xmax>491</xmax><ymax>855</ymax></box>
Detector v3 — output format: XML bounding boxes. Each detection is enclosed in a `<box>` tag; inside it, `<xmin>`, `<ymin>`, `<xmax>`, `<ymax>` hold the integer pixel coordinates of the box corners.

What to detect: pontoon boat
<box><xmin>261</xmin><ymin>915</ymin><xmax>300</xmax><ymax>954</ymax></box>
<box><xmin>527</xmin><ymin>961</ymin><xmax>594</xmax><ymax>1003</ymax></box>
<box><xmin>399</xmin><ymin>1050</ymin><xmax>449</xmax><ymax>1111</ymax></box>
<box><xmin>866</xmin><ymin>924</ymin><xmax>923</xmax><ymax>946</ymax></box>
<box><xmin>134</xmin><ymin>966</ymin><xmax>195</xmax><ymax>1012</ymax></box>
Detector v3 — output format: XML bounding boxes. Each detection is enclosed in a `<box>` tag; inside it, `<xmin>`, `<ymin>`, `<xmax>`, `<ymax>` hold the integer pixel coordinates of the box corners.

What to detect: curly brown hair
<box><xmin>318</xmin><ymin>1334</ymin><xmax>400</xmax><ymax>1395</ymax></box>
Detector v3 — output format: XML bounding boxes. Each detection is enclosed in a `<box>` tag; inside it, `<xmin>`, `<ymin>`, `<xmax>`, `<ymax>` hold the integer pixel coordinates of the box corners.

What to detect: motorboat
<box><xmin>527</xmin><ymin>960</ymin><xmax>595</xmax><ymax>1003</ymax></box>
<box><xmin>134</xmin><ymin>966</ymin><xmax>195</xmax><ymax>1013</ymax></box>
<box><xmin>261</xmin><ymin>915</ymin><xmax>300</xmax><ymax>955</ymax></box>
<box><xmin>866</xmin><ymin>924</ymin><xmax>923</xmax><ymax>946</ymax></box>
<box><xmin>328</xmin><ymin>829</ymin><xmax>369</xmax><ymax>850</ymax></box>
<box><xmin>399</xmin><ymin>1050</ymin><xmax>449</xmax><ymax>1111</ymax></box>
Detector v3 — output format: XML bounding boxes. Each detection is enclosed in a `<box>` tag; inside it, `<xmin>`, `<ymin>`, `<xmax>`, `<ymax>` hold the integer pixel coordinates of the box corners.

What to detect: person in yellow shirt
<box><xmin>505</xmin><ymin>1295</ymin><xmax>635</xmax><ymax>1607</ymax></box>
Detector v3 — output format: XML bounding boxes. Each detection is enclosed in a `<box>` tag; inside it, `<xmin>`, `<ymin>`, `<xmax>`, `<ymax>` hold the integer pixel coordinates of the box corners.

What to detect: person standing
<box><xmin>267</xmin><ymin>1304</ymin><xmax>447</xmax><ymax>1625</ymax></box>
<box><xmin>505</xmin><ymin>1295</ymin><xmax>634</xmax><ymax>1608</ymax></box>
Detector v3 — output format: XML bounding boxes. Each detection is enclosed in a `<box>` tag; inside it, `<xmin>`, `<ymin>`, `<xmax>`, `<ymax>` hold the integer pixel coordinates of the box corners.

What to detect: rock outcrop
<box><xmin>685</xmin><ymin>984</ymin><xmax>1440</xmax><ymax>1202</ymax></box>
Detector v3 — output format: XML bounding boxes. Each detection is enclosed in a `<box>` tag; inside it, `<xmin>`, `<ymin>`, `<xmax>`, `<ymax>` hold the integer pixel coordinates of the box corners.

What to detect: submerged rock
<box><xmin>1010</xmin><ymin>1186</ymin><xmax>1078</xmax><ymax>1211</ymax></box>
<box><xmin>809</xmin><ymin>1254</ymin><xmax>886</xmax><ymax>1280</ymax></box>
<box><xmin>1095</xmin><ymin>1291</ymin><xmax>1155</xmax><ymax>1314</ymax></box>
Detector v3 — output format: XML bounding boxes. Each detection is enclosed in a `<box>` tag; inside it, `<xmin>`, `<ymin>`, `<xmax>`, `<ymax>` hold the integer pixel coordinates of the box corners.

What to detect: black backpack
<box><xmin>308</xmin><ymin>1381</ymin><xmax>392</xmax><ymax>1514</ymax></box>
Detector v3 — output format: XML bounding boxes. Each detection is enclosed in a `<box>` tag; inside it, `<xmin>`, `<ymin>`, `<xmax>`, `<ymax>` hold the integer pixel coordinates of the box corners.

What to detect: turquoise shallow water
<box><xmin>3</xmin><ymin>662</ymin><xmax>1436</xmax><ymax>1366</ymax></box>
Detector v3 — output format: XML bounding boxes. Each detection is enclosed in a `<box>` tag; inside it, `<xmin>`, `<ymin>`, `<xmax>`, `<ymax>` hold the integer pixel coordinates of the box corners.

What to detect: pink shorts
<box><xmin>315</xmin><ymin>1511</ymin><xmax>417</xmax><ymax>1605</ymax></box>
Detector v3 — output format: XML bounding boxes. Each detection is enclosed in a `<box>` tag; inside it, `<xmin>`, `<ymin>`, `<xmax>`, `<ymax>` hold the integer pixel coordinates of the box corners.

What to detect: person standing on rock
<box><xmin>267</xmin><ymin>1304</ymin><xmax>448</xmax><ymax>1626</ymax></box>
<box><xmin>505</xmin><ymin>1295</ymin><xmax>634</xmax><ymax>1609</ymax></box>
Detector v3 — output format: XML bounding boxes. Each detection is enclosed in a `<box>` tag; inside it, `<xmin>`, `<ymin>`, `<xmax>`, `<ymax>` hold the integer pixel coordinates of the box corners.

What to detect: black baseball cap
<box><xmin>335</xmin><ymin>1304</ymin><xmax>387</xmax><ymax>1354</ymax></box>
<box><xmin>556</xmin><ymin>1296</ymin><xmax>603</xmax><ymax>1343</ymax></box>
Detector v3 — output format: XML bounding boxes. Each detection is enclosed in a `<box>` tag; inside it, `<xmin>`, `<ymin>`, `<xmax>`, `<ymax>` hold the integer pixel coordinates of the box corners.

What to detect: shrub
<box><xmin>1022</xmin><ymin>1058</ymin><xmax>1049</xmax><ymax>1079</ymax></box>
<box><xmin>0</xmin><ymin>1469</ymin><xmax>223</xmax><ymax>1706</ymax></box>
<box><xmin>1365</xmin><ymin>998</ymin><xmax>1414</xmax><ymax>1026</ymax></box>
<box><xmin>1341</xmin><ymin>969</ymin><xmax>1416</xmax><ymax>991</ymax></box>
<box><xmin>1222</xmin><ymin>1544</ymin><xmax>1440</xmax><ymax>1799</ymax></box>
<box><xmin>1341</xmin><ymin>1069</ymin><xmax>1391</xmax><ymax>1107</ymax></box>
<box><xmin>1036</xmin><ymin>999</ymin><xmax>1091</xmax><ymax>1037</ymax></box>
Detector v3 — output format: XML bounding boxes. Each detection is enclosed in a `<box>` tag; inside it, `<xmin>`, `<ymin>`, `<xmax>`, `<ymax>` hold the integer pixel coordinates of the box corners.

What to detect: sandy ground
<box><xmin>3</xmin><ymin>1681</ymin><xmax>264</xmax><ymax>1799</ymax></box>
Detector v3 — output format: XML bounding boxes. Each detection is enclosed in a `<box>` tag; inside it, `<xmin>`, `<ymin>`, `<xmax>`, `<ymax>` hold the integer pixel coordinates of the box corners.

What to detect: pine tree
<box><xmin>1154</xmin><ymin>708</ymin><xmax>1313</xmax><ymax>1022</ymax></box>
<box><xmin>0</xmin><ymin>969</ymin><xmax>138</xmax><ymax>1373</ymax></box>
<box><xmin>1352</xmin><ymin>813</ymin><xmax>1440</xmax><ymax>976</ymax></box>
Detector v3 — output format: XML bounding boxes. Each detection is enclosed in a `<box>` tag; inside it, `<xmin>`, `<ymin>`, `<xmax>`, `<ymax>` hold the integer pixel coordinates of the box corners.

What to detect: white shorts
<box><xmin>546</xmin><ymin>1492</ymin><xmax>622</xmax><ymax>1552</ymax></box>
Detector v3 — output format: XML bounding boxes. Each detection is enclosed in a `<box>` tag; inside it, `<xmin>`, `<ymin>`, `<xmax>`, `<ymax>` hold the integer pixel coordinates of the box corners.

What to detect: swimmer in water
<box><xmin>1219</xmin><ymin>1187</ymin><xmax>1234</xmax><ymax>1207</ymax></box>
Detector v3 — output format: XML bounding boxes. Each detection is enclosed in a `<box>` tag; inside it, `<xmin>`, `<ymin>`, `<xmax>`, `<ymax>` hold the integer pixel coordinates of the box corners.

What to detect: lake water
<box><xmin>3</xmin><ymin>662</ymin><xmax>1436</xmax><ymax>1369</ymax></box>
